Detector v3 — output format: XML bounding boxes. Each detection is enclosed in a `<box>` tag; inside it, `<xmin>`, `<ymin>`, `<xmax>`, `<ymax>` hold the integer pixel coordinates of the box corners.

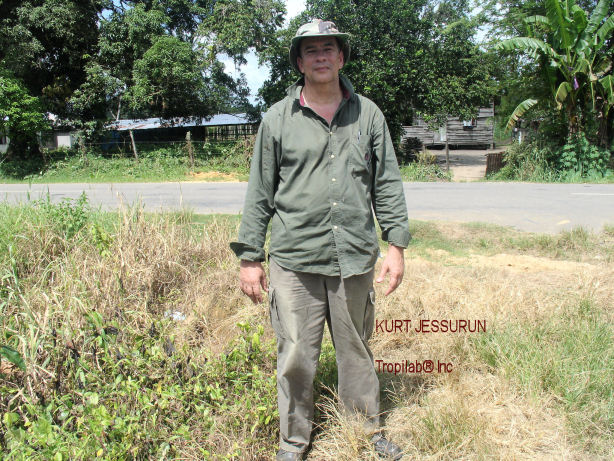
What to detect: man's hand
<box><xmin>376</xmin><ymin>245</ymin><xmax>405</xmax><ymax>296</ymax></box>
<box><xmin>239</xmin><ymin>260</ymin><xmax>268</xmax><ymax>304</ymax></box>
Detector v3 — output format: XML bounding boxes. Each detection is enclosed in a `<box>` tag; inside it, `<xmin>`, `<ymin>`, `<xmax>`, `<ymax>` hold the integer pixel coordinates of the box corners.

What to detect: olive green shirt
<box><xmin>230</xmin><ymin>75</ymin><xmax>410</xmax><ymax>277</ymax></box>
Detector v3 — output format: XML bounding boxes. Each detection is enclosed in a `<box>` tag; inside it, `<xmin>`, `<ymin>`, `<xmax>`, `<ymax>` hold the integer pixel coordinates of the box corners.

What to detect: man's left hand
<box><xmin>376</xmin><ymin>245</ymin><xmax>405</xmax><ymax>295</ymax></box>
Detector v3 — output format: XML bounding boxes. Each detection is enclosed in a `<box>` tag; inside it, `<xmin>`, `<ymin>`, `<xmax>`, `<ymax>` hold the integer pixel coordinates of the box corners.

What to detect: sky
<box><xmin>221</xmin><ymin>0</ymin><xmax>306</xmax><ymax>103</ymax></box>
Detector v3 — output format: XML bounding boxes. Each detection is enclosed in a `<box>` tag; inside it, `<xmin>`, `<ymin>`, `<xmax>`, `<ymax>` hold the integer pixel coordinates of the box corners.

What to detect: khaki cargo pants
<box><xmin>268</xmin><ymin>258</ymin><xmax>380</xmax><ymax>454</ymax></box>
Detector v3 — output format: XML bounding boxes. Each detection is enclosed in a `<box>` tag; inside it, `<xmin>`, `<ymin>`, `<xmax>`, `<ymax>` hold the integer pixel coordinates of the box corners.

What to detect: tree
<box><xmin>127</xmin><ymin>36</ymin><xmax>213</xmax><ymax>117</ymax></box>
<box><xmin>495</xmin><ymin>0</ymin><xmax>614</xmax><ymax>145</ymax></box>
<box><xmin>0</xmin><ymin>0</ymin><xmax>106</xmax><ymax>117</ymax></box>
<box><xmin>418</xmin><ymin>0</ymin><xmax>498</xmax><ymax>127</ymax></box>
<box><xmin>72</xmin><ymin>0</ymin><xmax>285</xmax><ymax>122</ymax></box>
<box><xmin>0</xmin><ymin>71</ymin><xmax>49</xmax><ymax>160</ymax></box>
<box><xmin>1</xmin><ymin>0</ymin><xmax>285</xmax><ymax>162</ymax></box>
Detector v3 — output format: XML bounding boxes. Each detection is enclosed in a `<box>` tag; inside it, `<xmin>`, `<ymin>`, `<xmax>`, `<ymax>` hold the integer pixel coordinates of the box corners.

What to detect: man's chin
<box><xmin>307</xmin><ymin>73</ymin><xmax>337</xmax><ymax>84</ymax></box>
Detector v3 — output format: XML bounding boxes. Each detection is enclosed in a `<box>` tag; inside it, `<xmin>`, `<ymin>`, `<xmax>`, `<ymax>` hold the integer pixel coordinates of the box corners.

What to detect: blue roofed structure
<box><xmin>102</xmin><ymin>113</ymin><xmax>259</xmax><ymax>150</ymax></box>
<box><xmin>105</xmin><ymin>113</ymin><xmax>256</xmax><ymax>131</ymax></box>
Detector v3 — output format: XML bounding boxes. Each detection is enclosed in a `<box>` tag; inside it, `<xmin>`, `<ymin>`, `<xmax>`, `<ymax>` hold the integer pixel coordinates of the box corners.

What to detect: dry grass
<box><xmin>1</xmin><ymin>205</ymin><xmax>612</xmax><ymax>460</ymax></box>
<box><xmin>309</xmin><ymin>226</ymin><xmax>613</xmax><ymax>460</ymax></box>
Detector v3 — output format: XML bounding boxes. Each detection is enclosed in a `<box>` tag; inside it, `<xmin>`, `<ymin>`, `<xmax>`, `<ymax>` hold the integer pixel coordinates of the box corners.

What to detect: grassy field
<box><xmin>0</xmin><ymin>198</ymin><xmax>612</xmax><ymax>459</ymax></box>
<box><xmin>0</xmin><ymin>140</ymin><xmax>253</xmax><ymax>184</ymax></box>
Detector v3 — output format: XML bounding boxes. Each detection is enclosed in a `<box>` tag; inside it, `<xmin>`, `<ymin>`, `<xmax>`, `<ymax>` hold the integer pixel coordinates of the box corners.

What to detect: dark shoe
<box><xmin>276</xmin><ymin>448</ymin><xmax>305</xmax><ymax>460</ymax></box>
<box><xmin>372</xmin><ymin>434</ymin><xmax>404</xmax><ymax>460</ymax></box>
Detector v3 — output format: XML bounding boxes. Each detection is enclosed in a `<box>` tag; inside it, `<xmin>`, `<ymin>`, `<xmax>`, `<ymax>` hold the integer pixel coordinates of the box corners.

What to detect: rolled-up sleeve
<box><xmin>370</xmin><ymin>111</ymin><xmax>411</xmax><ymax>248</ymax></box>
<box><xmin>229</xmin><ymin>115</ymin><xmax>278</xmax><ymax>261</ymax></box>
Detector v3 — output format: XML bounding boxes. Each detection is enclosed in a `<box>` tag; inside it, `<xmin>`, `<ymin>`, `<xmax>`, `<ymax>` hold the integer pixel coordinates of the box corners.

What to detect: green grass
<box><xmin>0</xmin><ymin>141</ymin><xmax>252</xmax><ymax>183</ymax></box>
<box><xmin>406</xmin><ymin>220</ymin><xmax>614</xmax><ymax>262</ymax></box>
<box><xmin>471</xmin><ymin>299</ymin><xmax>614</xmax><ymax>449</ymax></box>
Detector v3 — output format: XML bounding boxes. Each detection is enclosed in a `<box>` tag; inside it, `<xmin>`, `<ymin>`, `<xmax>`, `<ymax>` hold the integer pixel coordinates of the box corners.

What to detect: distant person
<box><xmin>231</xmin><ymin>19</ymin><xmax>409</xmax><ymax>460</ymax></box>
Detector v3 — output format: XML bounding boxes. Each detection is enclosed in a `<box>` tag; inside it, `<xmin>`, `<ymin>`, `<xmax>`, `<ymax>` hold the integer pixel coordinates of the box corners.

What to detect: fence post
<box><xmin>445</xmin><ymin>119</ymin><xmax>450</xmax><ymax>173</ymax></box>
<box><xmin>186</xmin><ymin>130</ymin><xmax>195</xmax><ymax>169</ymax></box>
<box><xmin>129</xmin><ymin>129</ymin><xmax>139</xmax><ymax>163</ymax></box>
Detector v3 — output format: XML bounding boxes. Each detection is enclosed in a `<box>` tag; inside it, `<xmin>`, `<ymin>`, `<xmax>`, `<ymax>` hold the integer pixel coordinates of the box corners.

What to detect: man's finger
<box><xmin>242</xmin><ymin>283</ymin><xmax>260</xmax><ymax>304</ymax></box>
<box><xmin>260</xmin><ymin>274</ymin><xmax>269</xmax><ymax>293</ymax></box>
<box><xmin>376</xmin><ymin>263</ymin><xmax>388</xmax><ymax>283</ymax></box>
<box><xmin>385</xmin><ymin>273</ymin><xmax>402</xmax><ymax>295</ymax></box>
<box><xmin>250</xmin><ymin>284</ymin><xmax>262</xmax><ymax>304</ymax></box>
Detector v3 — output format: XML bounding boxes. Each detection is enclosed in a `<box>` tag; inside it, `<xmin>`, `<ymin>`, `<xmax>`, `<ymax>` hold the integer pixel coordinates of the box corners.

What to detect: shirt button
<box><xmin>332</xmin><ymin>178</ymin><xmax>336</xmax><ymax>182</ymax></box>
<box><xmin>333</xmin><ymin>202</ymin><xmax>337</xmax><ymax>206</ymax></box>
<box><xmin>330</xmin><ymin>154</ymin><xmax>335</xmax><ymax>158</ymax></box>
<box><xmin>334</xmin><ymin>225</ymin><xmax>338</xmax><ymax>230</ymax></box>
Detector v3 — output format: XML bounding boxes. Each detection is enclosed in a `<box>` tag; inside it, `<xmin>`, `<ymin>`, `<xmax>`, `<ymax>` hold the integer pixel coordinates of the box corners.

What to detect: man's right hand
<box><xmin>239</xmin><ymin>260</ymin><xmax>268</xmax><ymax>304</ymax></box>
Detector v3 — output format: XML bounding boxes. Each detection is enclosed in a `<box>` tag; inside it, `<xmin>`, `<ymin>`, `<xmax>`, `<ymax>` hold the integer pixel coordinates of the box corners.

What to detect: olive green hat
<box><xmin>289</xmin><ymin>19</ymin><xmax>351</xmax><ymax>74</ymax></box>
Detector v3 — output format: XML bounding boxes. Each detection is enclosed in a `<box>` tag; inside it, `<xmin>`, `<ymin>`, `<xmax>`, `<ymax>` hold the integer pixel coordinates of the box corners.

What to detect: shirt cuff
<box><xmin>229</xmin><ymin>241</ymin><xmax>266</xmax><ymax>261</ymax></box>
<box><xmin>384</xmin><ymin>228</ymin><xmax>411</xmax><ymax>248</ymax></box>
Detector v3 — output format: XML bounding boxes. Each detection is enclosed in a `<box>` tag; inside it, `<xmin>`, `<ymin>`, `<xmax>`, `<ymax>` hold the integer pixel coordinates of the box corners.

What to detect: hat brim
<box><xmin>289</xmin><ymin>33</ymin><xmax>351</xmax><ymax>74</ymax></box>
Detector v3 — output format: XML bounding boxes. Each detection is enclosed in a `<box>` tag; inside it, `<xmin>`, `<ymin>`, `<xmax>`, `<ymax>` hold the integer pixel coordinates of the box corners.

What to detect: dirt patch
<box><xmin>445</xmin><ymin>251</ymin><xmax>599</xmax><ymax>273</ymax></box>
<box><xmin>187</xmin><ymin>171</ymin><xmax>239</xmax><ymax>182</ymax></box>
<box><xmin>432</xmin><ymin>146</ymin><xmax>509</xmax><ymax>182</ymax></box>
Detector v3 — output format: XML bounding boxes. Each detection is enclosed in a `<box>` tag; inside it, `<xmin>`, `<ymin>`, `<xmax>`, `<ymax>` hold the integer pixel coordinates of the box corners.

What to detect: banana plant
<box><xmin>495</xmin><ymin>0</ymin><xmax>613</xmax><ymax>141</ymax></box>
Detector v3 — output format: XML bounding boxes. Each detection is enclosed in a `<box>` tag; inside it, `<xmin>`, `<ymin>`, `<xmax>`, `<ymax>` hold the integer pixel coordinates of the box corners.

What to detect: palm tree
<box><xmin>495</xmin><ymin>0</ymin><xmax>613</xmax><ymax>144</ymax></box>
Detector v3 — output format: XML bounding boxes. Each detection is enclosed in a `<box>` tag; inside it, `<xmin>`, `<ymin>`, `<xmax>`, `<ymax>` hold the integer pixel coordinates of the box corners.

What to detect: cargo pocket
<box><xmin>350</xmin><ymin>135</ymin><xmax>373</xmax><ymax>178</ymax></box>
<box><xmin>362</xmin><ymin>290</ymin><xmax>376</xmax><ymax>340</ymax></box>
<box><xmin>269</xmin><ymin>289</ymin><xmax>288</xmax><ymax>341</ymax></box>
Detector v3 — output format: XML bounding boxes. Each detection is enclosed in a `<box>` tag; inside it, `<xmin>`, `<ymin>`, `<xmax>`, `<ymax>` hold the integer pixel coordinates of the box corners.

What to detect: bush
<box><xmin>399</xmin><ymin>137</ymin><xmax>422</xmax><ymax>163</ymax></box>
<box><xmin>490</xmin><ymin>141</ymin><xmax>559</xmax><ymax>181</ymax></box>
<box><xmin>491</xmin><ymin>135</ymin><xmax>613</xmax><ymax>182</ymax></box>
<box><xmin>556</xmin><ymin>133</ymin><xmax>611</xmax><ymax>179</ymax></box>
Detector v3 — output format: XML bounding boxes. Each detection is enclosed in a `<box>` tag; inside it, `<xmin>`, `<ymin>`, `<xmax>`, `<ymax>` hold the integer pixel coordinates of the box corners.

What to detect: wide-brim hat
<box><xmin>289</xmin><ymin>19</ymin><xmax>351</xmax><ymax>74</ymax></box>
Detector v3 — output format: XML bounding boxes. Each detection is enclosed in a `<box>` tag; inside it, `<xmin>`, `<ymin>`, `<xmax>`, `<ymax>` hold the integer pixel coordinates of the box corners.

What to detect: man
<box><xmin>230</xmin><ymin>19</ymin><xmax>409</xmax><ymax>460</ymax></box>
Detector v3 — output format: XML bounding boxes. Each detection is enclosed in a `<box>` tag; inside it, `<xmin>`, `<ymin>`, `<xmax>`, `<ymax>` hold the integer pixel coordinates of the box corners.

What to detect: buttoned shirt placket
<box><xmin>299</xmin><ymin>95</ymin><xmax>349</xmax><ymax>275</ymax></box>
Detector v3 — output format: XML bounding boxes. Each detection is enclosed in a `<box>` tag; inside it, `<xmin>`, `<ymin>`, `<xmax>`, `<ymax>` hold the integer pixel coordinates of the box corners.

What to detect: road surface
<box><xmin>1</xmin><ymin>182</ymin><xmax>613</xmax><ymax>234</ymax></box>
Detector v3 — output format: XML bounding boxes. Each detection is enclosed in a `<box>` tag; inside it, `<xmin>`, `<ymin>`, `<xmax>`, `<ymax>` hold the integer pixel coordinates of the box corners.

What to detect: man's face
<box><xmin>297</xmin><ymin>36</ymin><xmax>344</xmax><ymax>84</ymax></box>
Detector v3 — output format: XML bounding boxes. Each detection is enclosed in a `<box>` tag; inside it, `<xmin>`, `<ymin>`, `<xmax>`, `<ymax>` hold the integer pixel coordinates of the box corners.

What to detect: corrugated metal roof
<box><xmin>105</xmin><ymin>113</ymin><xmax>255</xmax><ymax>131</ymax></box>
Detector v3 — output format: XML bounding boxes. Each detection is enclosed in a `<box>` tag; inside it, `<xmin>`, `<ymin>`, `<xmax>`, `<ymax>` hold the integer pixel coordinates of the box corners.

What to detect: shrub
<box><xmin>556</xmin><ymin>133</ymin><xmax>611</xmax><ymax>179</ymax></box>
<box><xmin>399</xmin><ymin>137</ymin><xmax>422</xmax><ymax>163</ymax></box>
<box><xmin>490</xmin><ymin>141</ymin><xmax>560</xmax><ymax>181</ymax></box>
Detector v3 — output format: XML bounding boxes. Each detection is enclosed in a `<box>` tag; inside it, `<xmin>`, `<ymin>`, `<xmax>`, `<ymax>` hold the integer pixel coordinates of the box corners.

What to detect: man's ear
<box><xmin>297</xmin><ymin>55</ymin><xmax>304</xmax><ymax>74</ymax></box>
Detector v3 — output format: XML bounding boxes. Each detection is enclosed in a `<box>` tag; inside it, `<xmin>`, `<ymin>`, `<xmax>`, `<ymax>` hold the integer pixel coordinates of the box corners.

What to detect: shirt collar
<box><xmin>287</xmin><ymin>74</ymin><xmax>355</xmax><ymax>104</ymax></box>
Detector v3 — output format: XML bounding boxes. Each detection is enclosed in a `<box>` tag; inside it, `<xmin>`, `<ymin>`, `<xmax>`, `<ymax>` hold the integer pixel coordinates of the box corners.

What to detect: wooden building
<box><xmin>402</xmin><ymin>107</ymin><xmax>494</xmax><ymax>148</ymax></box>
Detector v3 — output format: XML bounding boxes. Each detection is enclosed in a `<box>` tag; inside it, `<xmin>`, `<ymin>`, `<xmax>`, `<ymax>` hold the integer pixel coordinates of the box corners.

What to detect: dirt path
<box><xmin>432</xmin><ymin>146</ymin><xmax>509</xmax><ymax>182</ymax></box>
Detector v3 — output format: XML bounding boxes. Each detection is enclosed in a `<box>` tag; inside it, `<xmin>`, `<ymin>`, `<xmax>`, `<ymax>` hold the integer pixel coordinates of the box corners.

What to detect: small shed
<box><xmin>402</xmin><ymin>107</ymin><xmax>494</xmax><ymax>148</ymax></box>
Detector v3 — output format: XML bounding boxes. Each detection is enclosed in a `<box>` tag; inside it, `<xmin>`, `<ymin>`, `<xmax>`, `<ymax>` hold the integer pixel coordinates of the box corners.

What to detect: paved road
<box><xmin>1</xmin><ymin>182</ymin><xmax>613</xmax><ymax>234</ymax></box>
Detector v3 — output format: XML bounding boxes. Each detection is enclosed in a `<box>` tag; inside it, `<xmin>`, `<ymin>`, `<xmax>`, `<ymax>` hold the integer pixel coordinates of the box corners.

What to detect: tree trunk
<box><xmin>116</xmin><ymin>96</ymin><xmax>122</xmax><ymax>121</ymax></box>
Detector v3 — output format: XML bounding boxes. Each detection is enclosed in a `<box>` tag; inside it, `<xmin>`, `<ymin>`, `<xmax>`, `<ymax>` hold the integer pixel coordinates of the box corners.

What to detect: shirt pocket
<box><xmin>350</xmin><ymin>134</ymin><xmax>373</xmax><ymax>177</ymax></box>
